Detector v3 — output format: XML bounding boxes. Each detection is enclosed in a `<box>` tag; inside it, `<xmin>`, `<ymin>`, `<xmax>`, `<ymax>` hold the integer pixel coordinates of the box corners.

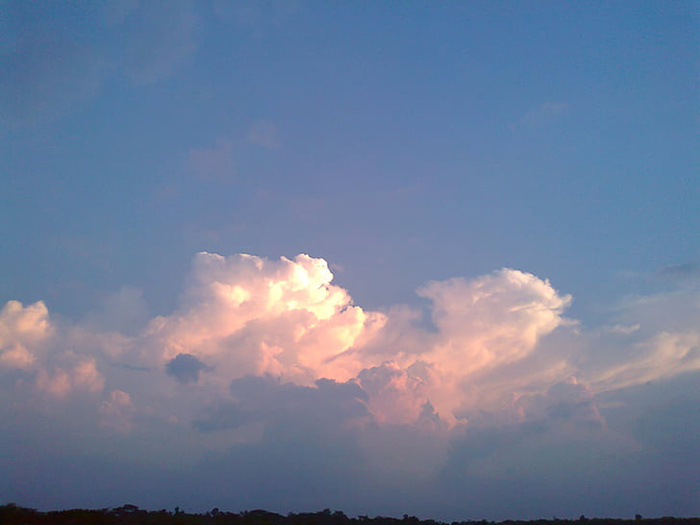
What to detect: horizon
<box><xmin>2</xmin><ymin>501</ymin><xmax>697</xmax><ymax>523</ymax></box>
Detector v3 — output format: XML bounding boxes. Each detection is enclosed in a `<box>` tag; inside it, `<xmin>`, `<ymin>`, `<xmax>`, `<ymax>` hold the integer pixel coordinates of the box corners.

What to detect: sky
<box><xmin>0</xmin><ymin>0</ymin><xmax>698</xmax><ymax>521</ymax></box>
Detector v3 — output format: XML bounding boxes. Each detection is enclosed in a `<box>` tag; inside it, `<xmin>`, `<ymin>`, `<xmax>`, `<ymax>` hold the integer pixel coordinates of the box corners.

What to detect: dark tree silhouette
<box><xmin>0</xmin><ymin>503</ymin><xmax>698</xmax><ymax>525</ymax></box>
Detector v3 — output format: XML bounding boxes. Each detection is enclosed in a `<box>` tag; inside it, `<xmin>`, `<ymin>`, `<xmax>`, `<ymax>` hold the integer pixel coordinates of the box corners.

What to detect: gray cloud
<box><xmin>195</xmin><ymin>375</ymin><xmax>368</xmax><ymax>432</ymax></box>
<box><xmin>656</xmin><ymin>261</ymin><xmax>700</xmax><ymax>283</ymax></box>
<box><xmin>166</xmin><ymin>353</ymin><xmax>209</xmax><ymax>384</ymax></box>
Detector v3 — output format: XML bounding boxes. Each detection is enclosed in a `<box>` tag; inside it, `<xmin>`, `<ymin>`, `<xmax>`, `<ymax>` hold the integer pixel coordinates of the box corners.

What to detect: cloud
<box><xmin>418</xmin><ymin>269</ymin><xmax>571</xmax><ymax>373</ymax></box>
<box><xmin>0</xmin><ymin>22</ymin><xmax>105</xmax><ymax>126</ymax></box>
<box><xmin>212</xmin><ymin>0</ymin><xmax>302</xmax><ymax>32</ymax></box>
<box><xmin>0</xmin><ymin>0</ymin><xmax>200</xmax><ymax>127</ymax></box>
<box><xmin>188</xmin><ymin>138</ymin><xmax>236</xmax><ymax>181</ymax></box>
<box><xmin>103</xmin><ymin>0</ymin><xmax>141</xmax><ymax>25</ymax></box>
<box><xmin>0</xmin><ymin>300</ymin><xmax>52</xmax><ymax>370</ymax></box>
<box><xmin>117</xmin><ymin>0</ymin><xmax>199</xmax><ymax>85</ymax></box>
<box><xmin>589</xmin><ymin>331</ymin><xmax>699</xmax><ymax>392</ymax></box>
<box><xmin>247</xmin><ymin>120</ymin><xmax>279</xmax><ymax>149</ymax></box>
<box><xmin>0</xmin><ymin>251</ymin><xmax>698</xmax><ymax>518</ymax></box>
<box><xmin>165</xmin><ymin>353</ymin><xmax>209</xmax><ymax>384</ymax></box>
<box><xmin>357</xmin><ymin>361</ymin><xmax>430</xmax><ymax>425</ymax></box>
<box><xmin>656</xmin><ymin>261</ymin><xmax>700</xmax><ymax>283</ymax></box>
<box><xmin>2</xmin><ymin>253</ymin><xmax>695</xmax><ymax>421</ymax></box>
<box><xmin>35</xmin><ymin>358</ymin><xmax>104</xmax><ymax>399</ymax></box>
<box><xmin>99</xmin><ymin>390</ymin><xmax>136</xmax><ymax>432</ymax></box>
<box><xmin>144</xmin><ymin>252</ymin><xmax>386</xmax><ymax>386</ymax></box>
<box><xmin>80</xmin><ymin>286</ymin><xmax>150</xmax><ymax>336</ymax></box>
<box><xmin>347</xmin><ymin>269</ymin><xmax>574</xmax><ymax>424</ymax></box>
<box><xmin>511</xmin><ymin>101</ymin><xmax>569</xmax><ymax>131</ymax></box>
<box><xmin>195</xmin><ymin>375</ymin><xmax>368</xmax><ymax>432</ymax></box>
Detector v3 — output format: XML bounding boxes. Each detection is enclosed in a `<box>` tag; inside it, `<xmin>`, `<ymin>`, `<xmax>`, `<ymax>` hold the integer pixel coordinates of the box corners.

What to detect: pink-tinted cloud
<box><xmin>2</xmin><ymin>253</ymin><xmax>697</xmax><ymax>425</ymax></box>
<box><xmin>0</xmin><ymin>252</ymin><xmax>698</xmax><ymax>518</ymax></box>
<box><xmin>0</xmin><ymin>300</ymin><xmax>52</xmax><ymax>370</ymax></box>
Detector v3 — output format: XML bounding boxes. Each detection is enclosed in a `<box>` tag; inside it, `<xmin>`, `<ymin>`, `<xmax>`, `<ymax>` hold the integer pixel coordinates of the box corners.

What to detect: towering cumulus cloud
<box><xmin>145</xmin><ymin>252</ymin><xmax>387</xmax><ymax>385</ymax></box>
<box><xmin>0</xmin><ymin>252</ymin><xmax>698</xmax><ymax>518</ymax></box>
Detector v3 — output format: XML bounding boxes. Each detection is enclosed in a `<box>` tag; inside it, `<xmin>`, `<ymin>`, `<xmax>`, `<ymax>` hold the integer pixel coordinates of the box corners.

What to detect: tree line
<box><xmin>0</xmin><ymin>503</ymin><xmax>697</xmax><ymax>525</ymax></box>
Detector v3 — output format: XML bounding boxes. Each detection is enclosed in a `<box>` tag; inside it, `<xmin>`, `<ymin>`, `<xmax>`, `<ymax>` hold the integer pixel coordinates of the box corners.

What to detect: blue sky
<box><xmin>1</xmin><ymin>1</ymin><xmax>698</xmax><ymax>520</ymax></box>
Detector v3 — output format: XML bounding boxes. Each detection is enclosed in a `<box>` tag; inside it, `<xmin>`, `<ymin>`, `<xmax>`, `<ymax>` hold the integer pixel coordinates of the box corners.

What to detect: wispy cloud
<box><xmin>0</xmin><ymin>1</ymin><xmax>200</xmax><ymax>127</ymax></box>
<box><xmin>511</xmin><ymin>101</ymin><xmax>569</xmax><ymax>131</ymax></box>
<box><xmin>188</xmin><ymin>138</ymin><xmax>236</xmax><ymax>181</ymax></box>
<box><xmin>0</xmin><ymin>28</ymin><xmax>105</xmax><ymax>126</ymax></box>
<box><xmin>656</xmin><ymin>261</ymin><xmax>700</xmax><ymax>283</ymax></box>
<box><xmin>247</xmin><ymin>120</ymin><xmax>279</xmax><ymax>149</ymax></box>
<box><xmin>120</xmin><ymin>0</ymin><xmax>199</xmax><ymax>85</ymax></box>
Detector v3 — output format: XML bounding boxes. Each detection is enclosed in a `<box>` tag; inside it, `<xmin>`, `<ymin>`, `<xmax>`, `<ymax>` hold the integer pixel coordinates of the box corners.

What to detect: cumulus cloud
<box><xmin>35</xmin><ymin>358</ymin><xmax>104</xmax><ymax>399</ymax></box>
<box><xmin>99</xmin><ymin>390</ymin><xmax>136</xmax><ymax>432</ymax></box>
<box><xmin>0</xmin><ymin>251</ymin><xmax>698</xmax><ymax>518</ymax></box>
<box><xmin>0</xmin><ymin>300</ymin><xmax>52</xmax><ymax>370</ymax></box>
<box><xmin>144</xmin><ymin>252</ymin><xmax>386</xmax><ymax>386</ymax></box>
<box><xmin>2</xmin><ymin>252</ymin><xmax>696</xmax><ymax>421</ymax></box>
<box><xmin>414</xmin><ymin>270</ymin><xmax>572</xmax><ymax>419</ymax></box>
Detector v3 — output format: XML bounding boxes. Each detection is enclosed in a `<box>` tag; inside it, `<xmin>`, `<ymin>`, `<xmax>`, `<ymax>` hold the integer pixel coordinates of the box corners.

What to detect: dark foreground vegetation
<box><xmin>1</xmin><ymin>504</ymin><xmax>697</xmax><ymax>525</ymax></box>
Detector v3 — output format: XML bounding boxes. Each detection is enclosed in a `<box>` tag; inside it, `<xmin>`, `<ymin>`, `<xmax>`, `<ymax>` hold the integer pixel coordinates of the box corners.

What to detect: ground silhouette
<box><xmin>1</xmin><ymin>504</ymin><xmax>697</xmax><ymax>525</ymax></box>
